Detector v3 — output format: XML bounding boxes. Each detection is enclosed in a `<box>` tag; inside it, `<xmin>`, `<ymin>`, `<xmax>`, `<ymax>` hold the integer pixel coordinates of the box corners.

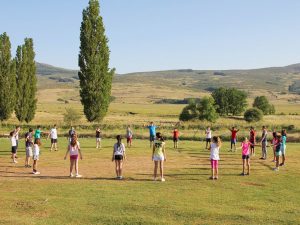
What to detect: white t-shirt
<box><xmin>50</xmin><ymin>128</ymin><xmax>58</xmax><ymax>139</ymax></box>
<box><xmin>33</xmin><ymin>144</ymin><xmax>40</xmax><ymax>156</ymax></box>
<box><xmin>114</xmin><ymin>143</ymin><xmax>125</xmax><ymax>156</ymax></box>
<box><xmin>206</xmin><ymin>129</ymin><xmax>212</xmax><ymax>139</ymax></box>
<box><xmin>11</xmin><ymin>136</ymin><xmax>17</xmax><ymax>147</ymax></box>
<box><xmin>210</xmin><ymin>143</ymin><xmax>220</xmax><ymax>160</ymax></box>
<box><xmin>69</xmin><ymin>142</ymin><xmax>80</xmax><ymax>156</ymax></box>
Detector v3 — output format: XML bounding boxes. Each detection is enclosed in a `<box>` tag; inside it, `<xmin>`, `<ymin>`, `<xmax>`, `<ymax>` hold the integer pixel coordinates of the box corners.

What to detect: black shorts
<box><xmin>114</xmin><ymin>155</ymin><xmax>123</xmax><ymax>161</ymax></box>
<box><xmin>173</xmin><ymin>137</ymin><xmax>179</xmax><ymax>142</ymax></box>
<box><xmin>150</xmin><ymin>135</ymin><xmax>155</xmax><ymax>142</ymax></box>
<box><xmin>242</xmin><ymin>154</ymin><xmax>250</xmax><ymax>160</ymax></box>
<box><xmin>11</xmin><ymin>146</ymin><xmax>17</xmax><ymax>154</ymax></box>
<box><xmin>206</xmin><ymin>138</ymin><xmax>211</xmax><ymax>143</ymax></box>
<box><xmin>51</xmin><ymin>138</ymin><xmax>57</xmax><ymax>144</ymax></box>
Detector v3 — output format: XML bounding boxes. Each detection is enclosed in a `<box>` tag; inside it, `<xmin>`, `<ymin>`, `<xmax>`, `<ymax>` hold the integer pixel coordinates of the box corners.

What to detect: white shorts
<box><xmin>26</xmin><ymin>147</ymin><xmax>33</xmax><ymax>157</ymax></box>
<box><xmin>96</xmin><ymin>138</ymin><xmax>101</xmax><ymax>142</ymax></box>
<box><xmin>33</xmin><ymin>154</ymin><xmax>39</xmax><ymax>160</ymax></box>
<box><xmin>153</xmin><ymin>155</ymin><xmax>164</xmax><ymax>161</ymax></box>
<box><xmin>280</xmin><ymin>145</ymin><xmax>286</xmax><ymax>155</ymax></box>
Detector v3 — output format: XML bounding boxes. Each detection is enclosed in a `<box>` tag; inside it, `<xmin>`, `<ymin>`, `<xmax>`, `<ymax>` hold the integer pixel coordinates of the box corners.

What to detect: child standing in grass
<box><xmin>228</xmin><ymin>127</ymin><xmax>239</xmax><ymax>152</ymax></box>
<box><xmin>32</xmin><ymin>139</ymin><xmax>41</xmax><ymax>175</ymax></box>
<box><xmin>173</xmin><ymin>128</ymin><xmax>179</xmax><ymax>149</ymax></box>
<box><xmin>280</xmin><ymin>129</ymin><xmax>287</xmax><ymax>166</ymax></box>
<box><xmin>240</xmin><ymin>137</ymin><xmax>252</xmax><ymax>176</ymax></box>
<box><xmin>272</xmin><ymin>130</ymin><xmax>278</xmax><ymax>162</ymax></box>
<box><xmin>273</xmin><ymin>135</ymin><xmax>283</xmax><ymax>172</ymax></box>
<box><xmin>249</xmin><ymin>127</ymin><xmax>256</xmax><ymax>156</ymax></box>
<box><xmin>209</xmin><ymin>136</ymin><xmax>221</xmax><ymax>180</ymax></box>
<box><xmin>96</xmin><ymin>127</ymin><xmax>102</xmax><ymax>149</ymax></box>
<box><xmin>112</xmin><ymin>135</ymin><xmax>126</xmax><ymax>180</ymax></box>
<box><xmin>25</xmin><ymin>128</ymin><xmax>34</xmax><ymax>168</ymax></box>
<box><xmin>10</xmin><ymin>131</ymin><xmax>18</xmax><ymax>163</ymax></box>
<box><xmin>152</xmin><ymin>132</ymin><xmax>166</xmax><ymax>182</ymax></box>
<box><xmin>205</xmin><ymin>126</ymin><xmax>212</xmax><ymax>149</ymax></box>
<box><xmin>126</xmin><ymin>126</ymin><xmax>133</xmax><ymax>148</ymax></box>
<box><xmin>259</xmin><ymin>126</ymin><xmax>268</xmax><ymax>160</ymax></box>
<box><xmin>64</xmin><ymin>136</ymin><xmax>83</xmax><ymax>178</ymax></box>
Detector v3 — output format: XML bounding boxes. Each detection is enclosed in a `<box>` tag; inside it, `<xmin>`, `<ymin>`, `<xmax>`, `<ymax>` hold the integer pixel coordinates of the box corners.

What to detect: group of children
<box><xmin>6</xmin><ymin>123</ymin><xmax>288</xmax><ymax>181</ymax></box>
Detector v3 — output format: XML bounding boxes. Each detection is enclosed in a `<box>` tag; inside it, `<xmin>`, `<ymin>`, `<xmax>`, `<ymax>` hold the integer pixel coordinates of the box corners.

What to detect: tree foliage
<box><xmin>212</xmin><ymin>87</ymin><xmax>248</xmax><ymax>116</ymax></box>
<box><xmin>78</xmin><ymin>0</ymin><xmax>115</xmax><ymax>122</ymax></box>
<box><xmin>244</xmin><ymin>108</ymin><xmax>263</xmax><ymax>122</ymax></box>
<box><xmin>179</xmin><ymin>97</ymin><xmax>219</xmax><ymax>122</ymax></box>
<box><xmin>198</xmin><ymin>96</ymin><xmax>219</xmax><ymax>122</ymax></box>
<box><xmin>15</xmin><ymin>38</ymin><xmax>37</xmax><ymax>123</ymax></box>
<box><xmin>0</xmin><ymin>32</ymin><xmax>16</xmax><ymax>121</ymax></box>
<box><xmin>253</xmin><ymin>96</ymin><xmax>275</xmax><ymax>115</ymax></box>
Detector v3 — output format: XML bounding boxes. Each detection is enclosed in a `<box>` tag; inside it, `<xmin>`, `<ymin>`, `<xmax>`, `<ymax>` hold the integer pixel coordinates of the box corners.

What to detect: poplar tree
<box><xmin>78</xmin><ymin>0</ymin><xmax>115</xmax><ymax>122</ymax></box>
<box><xmin>15</xmin><ymin>38</ymin><xmax>37</xmax><ymax>123</ymax></box>
<box><xmin>0</xmin><ymin>32</ymin><xmax>16</xmax><ymax>121</ymax></box>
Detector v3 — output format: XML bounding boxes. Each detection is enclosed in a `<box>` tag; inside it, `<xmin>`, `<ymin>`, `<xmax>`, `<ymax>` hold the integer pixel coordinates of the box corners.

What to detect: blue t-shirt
<box><xmin>282</xmin><ymin>136</ymin><xmax>286</xmax><ymax>146</ymax></box>
<box><xmin>147</xmin><ymin>125</ymin><xmax>157</xmax><ymax>136</ymax></box>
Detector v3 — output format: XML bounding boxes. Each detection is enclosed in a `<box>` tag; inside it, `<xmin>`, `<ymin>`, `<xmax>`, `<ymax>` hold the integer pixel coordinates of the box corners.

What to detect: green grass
<box><xmin>0</xmin><ymin>138</ymin><xmax>299</xmax><ymax>225</ymax></box>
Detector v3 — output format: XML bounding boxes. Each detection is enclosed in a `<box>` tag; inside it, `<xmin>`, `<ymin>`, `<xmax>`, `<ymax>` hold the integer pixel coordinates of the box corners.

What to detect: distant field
<box><xmin>0</xmin><ymin>139</ymin><xmax>299</xmax><ymax>225</ymax></box>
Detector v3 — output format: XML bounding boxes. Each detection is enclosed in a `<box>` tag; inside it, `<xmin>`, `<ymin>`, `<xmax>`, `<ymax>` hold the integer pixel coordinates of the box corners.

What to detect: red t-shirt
<box><xmin>173</xmin><ymin>130</ymin><xmax>179</xmax><ymax>138</ymax></box>
<box><xmin>231</xmin><ymin>130</ymin><xmax>238</xmax><ymax>139</ymax></box>
<box><xmin>249</xmin><ymin>130</ymin><xmax>256</xmax><ymax>142</ymax></box>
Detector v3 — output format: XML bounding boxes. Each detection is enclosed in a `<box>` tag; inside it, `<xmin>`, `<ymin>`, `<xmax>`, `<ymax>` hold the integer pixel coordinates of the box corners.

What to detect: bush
<box><xmin>253</xmin><ymin>96</ymin><xmax>275</xmax><ymax>115</ymax></box>
<box><xmin>198</xmin><ymin>97</ymin><xmax>219</xmax><ymax>122</ymax></box>
<box><xmin>244</xmin><ymin>108</ymin><xmax>263</xmax><ymax>122</ymax></box>
<box><xmin>179</xmin><ymin>103</ymin><xmax>198</xmax><ymax>121</ymax></box>
<box><xmin>63</xmin><ymin>108</ymin><xmax>81</xmax><ymax>126</ymax></box>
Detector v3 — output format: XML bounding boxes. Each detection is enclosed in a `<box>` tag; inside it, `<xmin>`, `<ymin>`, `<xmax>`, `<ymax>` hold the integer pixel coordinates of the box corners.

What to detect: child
<box><xmin>209</xmin><ymin>136</ymin><xmax>221</xmax><ymax>180</ymax></box>
<box><xmin>205</xmin><ymin>126</ymin><xmax>212</xmax><ymax>149</ymax></box>
<box><xmin>240</xmin><ymin>137</ymin><xmax>252</xmax><ymax>176</ymax></box>
<box><xmin>271</xmin><ymin>130</ymin><xmax>278</xmax><ymax>162</ymax></box>
<box><xmin>48</xmin><ymin>124</ymin><xmax>58</xmax><ymax>151</ymax></box>
<box><xmin>152</xmin><ymin>132</ymin><xmax>166</xmax><ymax>182</ymax></box>
<box><xmin>64</xmin><ymin>136</ymin><xmax>83</xmax><ymax>178</ymax></box>
<box><xmin>32</xmin><ymin>139</ymin><xmax>41</xmax><ymax>175</ymax></box>
<box><xmin>112</xmin><ymin>135</ymin><xmax>126</xmax><ymax>179</ymax></box>
<box><xmin>280</xmin><ymin>129</ymin><xmax>287</xmax><ymax>166</ymax></box>
<box><xmin>249</xmin><ymin>127</ymin><xmax>256</xmax><ymax>156</ymax></box>
<box><xmin>96</xmin><ymin>127</ymin><xmax>102</xmax><ymax>149</ymax></box>
<box><xmin>34</xmin><ymin>126</ymin><xmax>42</xmax><ymax>143</ymax></box>
<box><xmin>126</xmin><ymin>126</ymin><xmax>133</xmax><ymax>148</ymax></box>
<box><xmin>259</xmin><ymin>126</ymin><xmax>268</xmax><ymax>160</ymax></box>
<box><xmin>145</xmin><ymin>122</ymin><xmax>158</xmax><ymax>148</ymax></box>
<box><xmin>10</xmin><ymin>131</ymin><xmax>18</xmax><ymax>163</ymax></box>
<box><xmin>173</xmin><ymin>128</ymin><xmax>179</xmax><ymax>149</ymax></box>
<box><xmin>228</xmin><ymin>127</ymin><xmax>239</xmax><ymax>152</ymax></box>
<box><xmin>273</xmin><ymin>135</ymin><xmax>282</xmax><ymax>171</ymax></box>
<box><xmin>25</xmin><ymin>128</ymin><xmax>34</xmax><ymax>168</ymax></box>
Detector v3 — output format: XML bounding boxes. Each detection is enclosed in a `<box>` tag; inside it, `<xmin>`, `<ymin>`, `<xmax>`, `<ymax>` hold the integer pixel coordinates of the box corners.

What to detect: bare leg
<box><xmin>115</xmin><ymin>161</ymin><xmax>119</xmax><ymax>177</ymax></box>
<box><xmin>276</xmin><ymin>156</ymin><xmax>279</xmax><ymax>168</ymax></box>
<box><xmin>242</xmin><ymin>159</ymin><xmax>245</xmax><ymax>174</ymax></box>
<box><xmin>75</xmin><ymin>159</ymin><xmax>79</xmax><ymax>175</ymax></box>
<box><xmin>70</xmin><ymin>159</ymin><xmax>74</xmax><ymax>175</ymax></box>
<box><xmin>119</xmin><ymin>161</ymin><xmax>123</xmax><ymax>177</ymax></box>
<box><xmin>154</xmin><ymin>161</ymin><xmax>158</xmax><ymax>179</ymax></box>
<box><xmin>282</xmin><ymin>154</ymin><xmax>285</xmax><ymax>165</ymax></box>
<box><xmin>160</xmin><ymin>161</ymin><xmax>164</xmax><ymax>179</ymax></box>
<box><xmin>247</xmin><ymin>158</ymin><xmax>250</xmax><ymax>175</ymax></box>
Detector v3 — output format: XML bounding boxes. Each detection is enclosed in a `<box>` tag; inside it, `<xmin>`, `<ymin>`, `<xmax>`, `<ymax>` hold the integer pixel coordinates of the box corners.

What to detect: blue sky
<box><xmin>1</xmin><ymin>0</ymin><xmax>300</xmax><ymax>73</ymax></box>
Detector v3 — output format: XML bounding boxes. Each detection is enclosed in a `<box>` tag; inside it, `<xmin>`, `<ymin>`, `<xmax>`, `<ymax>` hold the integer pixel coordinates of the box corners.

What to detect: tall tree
<box><xmin>0</xmin><ymin>32</ymin><xmax>16</xmax><ymax>121</ymax></box>
<box><xmin>15</xmin><ymin>38</ymin><xmax>37</xmax><ymax>123</ymax></box>
<box><xmin>78</xmin><ymin>0</ymin><xmax>115</xmax><ymax>122</ymax></box>
<box><xmin>253</xmin><ymin>96</ymin><xmax>275</xmax><ymax>115</ymax></box>
<box><xmin>198</xmin><ymin>97</ymin><xmax>219</xmax><ymax>122</ymax></box>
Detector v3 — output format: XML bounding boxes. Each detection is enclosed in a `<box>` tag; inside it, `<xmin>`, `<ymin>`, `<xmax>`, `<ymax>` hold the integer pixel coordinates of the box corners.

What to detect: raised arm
<box><xmin>64</xmin><ymin>146</ymin><xmax>70</xmax><ymax>160</ymax></box>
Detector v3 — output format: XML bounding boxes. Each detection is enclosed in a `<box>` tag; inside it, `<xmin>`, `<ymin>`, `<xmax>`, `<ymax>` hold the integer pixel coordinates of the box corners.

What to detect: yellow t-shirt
<box><xmin>154</xmin><ymin>141</ymin><xmax>165</xmax><ymax>157</ymax></box>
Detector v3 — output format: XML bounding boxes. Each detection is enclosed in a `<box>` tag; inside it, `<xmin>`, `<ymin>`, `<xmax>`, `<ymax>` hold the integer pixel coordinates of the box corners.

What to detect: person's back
<box><xmin>210</xmin><ymin>142</ymin><xmax>220</xmax><ymax>160</ymax></box>
<box><xmin>241</xmin><ymin>142</ymin><xmax>250</xmax><ymax>156</ymax></box>
<box><xmin>35</xmin><ymin>129</ymin><xmax>41</xmax><ymax>139</ymax></box>
<box><xmin>114</xmin><ymin>142</ymin><xmax>125</xmax><ymax>156</ymax></box>
<box><xmin>50</xmin><ymin>128</ymin><xmax>57</xmax><ymax>139</ymax></box>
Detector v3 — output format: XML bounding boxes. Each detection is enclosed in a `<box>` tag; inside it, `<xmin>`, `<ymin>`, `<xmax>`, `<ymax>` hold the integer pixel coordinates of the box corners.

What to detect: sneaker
<box><xmin>35</xmin><ymin>171</ymin><xmax>40</xmax><ymax>175</ymax></box>
<box><xmin>209</xmin><ymin>176</ymin><xmax>214</xmax><ymax>180</ymax></box>
<box><xmin>119</xmin><ymin>176</ymin><xmax>123</xmax><ymax>180</ymax></box>
<box><xmin>70</xmin><ymin>173</ymin><xmax>74</xmax><ymax>178</ymax></box>
<box><xmin>13</xmin><ymin>161</ymin><xmax>18</xmax><ymax>164</ymax></box>
<box><xmin>246</xmin><ymin>173</ymin><xmax>250</xmax><ymax>176</ymax></box>
<box><xmin>161</xmin><ymin>178</ymin><xmax>165</xmax><ymax>182</ymax></box>
<box><xmin>279</xmin><ymin>163</ymin><xmax>284</xmax><ymax>166</ymax></box>
<box><xmin>27</xmin><ymin>165</ymin><xmax>32</xmax><ymax>168</ymax></box>
<box><xmin>240</xmin><ymin>173</ymin><xmax>245</xmax><ymax>176</ymax></box>
<box><xmin>272</xmin><ymin>160</ymin><xmax>276</xmax><ymax>162</ymax></box>
<box><xmin>75</xmin><ymin>174</ymin><xmax>82</xmax><ymax>178</ymax></box>
<box><xmin>273</xmin><ymin>168</ymin><xmax>279</xmax><ymax>171</ymax></box>
<box><xmin>153</xmin><ymin>177</ymin><xmax>158</xmax><ymax>181</ymax></box>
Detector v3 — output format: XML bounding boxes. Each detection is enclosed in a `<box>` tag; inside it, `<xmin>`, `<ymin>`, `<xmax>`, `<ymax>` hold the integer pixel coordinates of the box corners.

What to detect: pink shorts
<box><xmin>70</xmin><ymin>155</ymin><xmax>78</xmax><ymax>160</ymax></box>
<box><xmin>211</xmin><ymin>159</ymin><xmax>219</xmax><ymax>169</ymax></box>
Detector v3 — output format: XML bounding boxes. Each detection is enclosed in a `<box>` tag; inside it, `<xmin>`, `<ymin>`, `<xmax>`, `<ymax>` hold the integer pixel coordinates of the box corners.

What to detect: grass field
<box><xmin>0</xmin><ymin>138</ymin><xmax>299</xmax><ymax>225</ymax></box>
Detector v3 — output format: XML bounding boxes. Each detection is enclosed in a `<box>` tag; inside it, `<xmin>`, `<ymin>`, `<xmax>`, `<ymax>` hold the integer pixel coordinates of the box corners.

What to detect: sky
<box><xmin>1</xmin><ymin>0</ymin><xmax>300</xmax><ymax>74</ymax></box>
